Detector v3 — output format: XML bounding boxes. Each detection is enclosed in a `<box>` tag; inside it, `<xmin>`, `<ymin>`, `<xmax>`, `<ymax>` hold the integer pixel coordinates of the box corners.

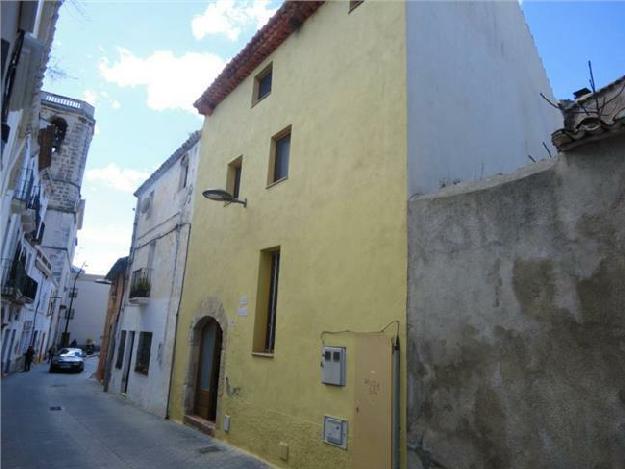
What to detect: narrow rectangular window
<box><xmin>253</xmin><ymin>248</ymin><xmax>280</xmax><ymax>354</ymax></box>
<box><xmin>115</xmin><ymin>330</ymin><xmax>126</xmax><ymax>369</ymax></box>
<box><xmin>268</xmin><ymin>127</ymin><xmax>291</xmax><ymax>186</ymax></box>
<box><xmin>265</xmin><ymin>250</ymin><xmax>280</xmax><ymax>353</ymax></box>
<box><xmin>134</xmin><ymin>331</ymin><xmax>152</xmax><ymax>375</ymax></box>
<box><xmin>227</xmin><ymin>156</ymin><xmax>243</xmax><ymax>199</ymax></box>
<box><xmin>252</xmin><ymin>63</ymin><xmax>272</xmax><ymax>105</ymax></box>
<box><xmin>179</xmin><ymin>155</ymin><xmax>189</xmax><ymax>190</ymax></box>
<box><xmin>349</xmin><ymin>0</ymin><xmax>364</xmax><ymax>12</ymax></box>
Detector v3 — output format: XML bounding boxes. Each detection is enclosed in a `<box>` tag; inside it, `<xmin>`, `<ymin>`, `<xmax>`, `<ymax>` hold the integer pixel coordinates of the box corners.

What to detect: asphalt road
<box><xmin>1</xmin><ymin>356</ymin><xmax>268</xmax><ymax>469</ymax></box>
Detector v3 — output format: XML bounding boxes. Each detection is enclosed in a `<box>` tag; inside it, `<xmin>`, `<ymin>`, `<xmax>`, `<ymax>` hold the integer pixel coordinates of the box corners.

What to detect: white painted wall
<box><xmin>406</xmin><ymin>1</ymin><xmax>562</xmax><ymax>196</ymax></box>
<box><xmin>65</xmin><ymin>273</ymin><xmax>110</xmax><ymax>347</ymax></box>
<box><xmin>109</xmin><ymin>137</ymin><xmax>199</xmax><ymax>417</ymax></box>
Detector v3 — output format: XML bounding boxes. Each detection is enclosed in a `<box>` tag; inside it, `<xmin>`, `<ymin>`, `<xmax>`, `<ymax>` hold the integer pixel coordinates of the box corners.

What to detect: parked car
<box><xmin>49</xmin><ymin>348</ymin><xmax>85</xmax><ymax>373</ymax></box>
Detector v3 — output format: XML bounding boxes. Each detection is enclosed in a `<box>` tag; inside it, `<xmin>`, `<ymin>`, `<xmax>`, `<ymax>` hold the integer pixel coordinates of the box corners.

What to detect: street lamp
<box><xmin>61</xmin><ymin>262</ymin><xmax>86</xmax><ymax>347</ymax></box>
<box><xmin>202</xmin><ymin>188</ymin><xmax>247</xmax><ymax>207</ymax></box>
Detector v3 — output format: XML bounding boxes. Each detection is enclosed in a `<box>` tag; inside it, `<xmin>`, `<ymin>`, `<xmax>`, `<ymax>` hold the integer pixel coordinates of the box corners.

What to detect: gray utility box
<box><xmin>323</xmin><ymin>416</ymin><xmax>348</xmax><ymax>449</ymax></box>
<box><xmin>321</xmin><ymin>346</ymin><xmax>346</xmax><ymax>386</ymax></box>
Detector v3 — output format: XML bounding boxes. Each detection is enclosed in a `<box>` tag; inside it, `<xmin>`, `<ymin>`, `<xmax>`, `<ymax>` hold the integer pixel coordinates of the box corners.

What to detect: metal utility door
<box><xmin>121</xmin><ymin>331</ymin><xmax>135</xmax><ymax>394</ymax></box>
<box><xmin>352</xmin><ymin>334</ymin><xmax>392</xmax><ymax>469</ymax></box>
<box><xmin>195</xmin><ymin>320</ymin><xmax>222</xmax><ymax>421</ymax></box>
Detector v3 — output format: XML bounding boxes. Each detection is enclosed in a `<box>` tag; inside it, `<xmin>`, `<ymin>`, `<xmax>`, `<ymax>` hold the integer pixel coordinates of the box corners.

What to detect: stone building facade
<box><xmin>38</xmin><ymin>91</ymin><xmax>95</xmax><ymax>347</ymax></box>
<box><xmin>107</xmin><ymin>132</ymin><xmax>200</xmax><ymax>417</ymax></box>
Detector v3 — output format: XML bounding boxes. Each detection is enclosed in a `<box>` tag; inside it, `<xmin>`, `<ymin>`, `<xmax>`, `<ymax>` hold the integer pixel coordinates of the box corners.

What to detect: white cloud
<box><xmin>93</xmin><ymin>124</ymin><xmax>100</xmax><ymax>136</ymax></box>
<box><xmin>111</xmin><ymin>99</ymin><xmax>121</xmax><ymax>109</ymax></box>
<box><xmin>99</xmin><ymin>48</ymin><xmax>225</xmax><ymax>112</ymax></box>
<box><xmin>191</xmin><ymin>0</ymin><xmax>276</xmax><ymax>41</ymax></box>
<box><xmin>86</xmin><ymin>163</ymin><xmax>150</xmax><ymax>193</ymax></box>
<box><xmin>83</xmin><ymin>89</ymin><xmax>98</xmax><ymax>105</ymax></box>
<box><xmin>74</xmin><ymin>224</ymin><xmax>132</xmax><ymax>274</ymax></box>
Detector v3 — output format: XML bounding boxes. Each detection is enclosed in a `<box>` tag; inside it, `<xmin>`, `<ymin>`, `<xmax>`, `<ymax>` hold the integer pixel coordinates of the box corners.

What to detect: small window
<box><xmin>268</xmin><ymin>127</ymin><xmax>291</xmax><ymax>186</ymax></box>
<box><xmin>253</xmin><ymin>248</ymin><xmax>280</xmax><ymax>354</ymax></box>
<box><xmin>349</xmin><ymin>0</ymin><xmax>364</xmax><ymax>12</ymax></box>
<box><xmin>227</xmin><ymin>156</ymin><xmax>243</xmax><ymax>199</ymax></box>
<box><xmin>50</xmin><ymin>117</ymin><xmax>68</xmax><ymax>152</ymax></box>
<box><xmin>140</xmin><ymin>191</ymin><xmax>154</xmax><ymax>217</ymax></box>
<box><xmin>178</xmin><ymin>155</ymin><xmax>189</xmax><ymax>190</ymax></box>
<box><xmin>252</xmin><ymin>63</ymin><xmax>272</xmax><ymax>105</ymax></box>
<box><xmin>135</xmin><ymin>331</ymin><xmax>152</xmax><ymax>375</ymax></box>
<box><xmin>115</xmin><ymin>330</ymin><xmax>126</xmax><ymax>369</ymax></box>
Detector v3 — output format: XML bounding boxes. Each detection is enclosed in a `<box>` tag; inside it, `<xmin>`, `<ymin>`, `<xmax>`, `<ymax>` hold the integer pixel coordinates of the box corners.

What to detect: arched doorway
<box><xmin>194</xmin><ymin>318</ymin><xmax>222</xmax><ymax>421</ymax></box>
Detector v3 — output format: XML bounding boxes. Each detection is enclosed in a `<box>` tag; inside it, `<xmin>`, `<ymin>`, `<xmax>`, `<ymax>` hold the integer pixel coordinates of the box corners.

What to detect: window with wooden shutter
<box><xmin>134</xmin><ymin>331</ymin><xmax>152</xmax><ymax>375</ymax></box>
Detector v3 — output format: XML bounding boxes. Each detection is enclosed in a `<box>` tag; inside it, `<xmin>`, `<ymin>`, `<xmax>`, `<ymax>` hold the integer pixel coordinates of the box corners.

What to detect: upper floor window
<box><xmin>178</xmin><ymin>155</ymin><xmax>189</xmax><ymax>190</ymax></box>
<box><xmin>227</xmin><ymin>156</ymin><xmax>243</xmax><ymax>199</ymax></box>
<box><xmin>140</xmin><ymin>191</ymin><xmax>154</xmax><ymax>218</ymax></box>
<box><xmin>252</xmin><ymin>63</ymin><xmax>272</xmax><ymax>106</ymax></box>
<box><xmin>349</xmin><ymin>0</ymin><xmax>364</xmax><ymax>12</ymax></box>
<box><xmin>268</xmin><ymin>126</ymin><xmax>291</xmax><ymax>186</ymax></box>
<box><xmin>134</xmin><ymin>331</ymin><xmax>152</xmax><ymax>375</ymax></box>
<box><xmin>50</xmin><ymin>117</ymin><xmax>67</xmax><ymax>152</ymax></box>
<box><xmin>253</xmin><ymin>247</ymin><xmax>281</xmax><ymax>355</ymax></box>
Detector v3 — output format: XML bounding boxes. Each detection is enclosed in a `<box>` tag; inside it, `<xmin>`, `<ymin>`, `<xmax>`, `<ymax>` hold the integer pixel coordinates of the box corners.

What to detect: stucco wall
<box><xmin>66</xmin><ymin>274</ymin><xmax>109</xmax><ymax>347</ymax></box>
<box><xmin>406</xmin><ymin>135</ymin><xmax>625</xmax><ymax>468</ymax></box>
<box><xmin>108</xmin><ymin>140</ymin><xmax>198</xmax><ymax>418</ymax></box>
<box><xmin>406</xmin><ymin>1</ymin><xmax>562</xmax><ymax>196</ymax></box>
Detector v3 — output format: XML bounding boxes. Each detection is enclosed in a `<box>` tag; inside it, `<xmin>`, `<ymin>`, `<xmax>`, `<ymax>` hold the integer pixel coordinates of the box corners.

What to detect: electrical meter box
<box><xmin>323</xmin><ymin>416</ymin><xmax>348</xmax><ymax>449</ymax></box>
<box><xmin>321</xmin><ymin>346</ymin><xmax>346</xmax><ymax>386</ymax></box>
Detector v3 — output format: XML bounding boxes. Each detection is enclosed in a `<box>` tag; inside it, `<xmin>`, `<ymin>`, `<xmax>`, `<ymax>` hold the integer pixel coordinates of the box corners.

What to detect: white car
<box><xmin>49</xmin><ymin>348</ymin><xmax>85</xmax><ymax>373</ymax></box>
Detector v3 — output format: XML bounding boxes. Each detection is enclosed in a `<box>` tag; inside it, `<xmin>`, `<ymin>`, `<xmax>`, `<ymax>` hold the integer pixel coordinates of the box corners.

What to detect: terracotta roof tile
<box><xmin>194</xmin><ymin>1</ymin><xmax>324</xmax><ymax>116</ymax></box>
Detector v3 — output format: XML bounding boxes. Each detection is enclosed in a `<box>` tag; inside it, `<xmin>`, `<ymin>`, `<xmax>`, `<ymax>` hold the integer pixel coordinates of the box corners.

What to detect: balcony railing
<box><xmin>129</xmin><ymin>268</ymin><xmax>151</xmax><ymax>300</ymax></box>
<box><xmin>12</xmin><ymin>168</ymin><xmax>34</xmax><ymax>203</ymax></box>
<box><xmin>1</xmin><ymin>259</ymin><xmax>38</xmax><ymax>304</ymax></box>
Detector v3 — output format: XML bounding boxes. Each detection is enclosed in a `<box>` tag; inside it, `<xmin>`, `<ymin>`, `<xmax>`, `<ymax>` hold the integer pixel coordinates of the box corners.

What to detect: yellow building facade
<box><xmin>169</xmin><ymin>2</ymin><xmax>407</xmax><ymax>468</ymax></box>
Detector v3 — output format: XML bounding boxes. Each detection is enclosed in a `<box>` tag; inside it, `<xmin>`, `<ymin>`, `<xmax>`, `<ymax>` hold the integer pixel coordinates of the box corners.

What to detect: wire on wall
<box><xmin>320</xmin><ymin>320</ymin><xmax>400</xmax><ymax>344</ymax></box>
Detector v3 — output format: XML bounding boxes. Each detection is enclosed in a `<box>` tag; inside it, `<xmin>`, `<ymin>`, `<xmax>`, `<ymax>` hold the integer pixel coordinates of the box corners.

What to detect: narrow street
<box><xmin>1</xmin><ymin>357</ymin><xmax>267</xmax><ymax>469</ymax></box>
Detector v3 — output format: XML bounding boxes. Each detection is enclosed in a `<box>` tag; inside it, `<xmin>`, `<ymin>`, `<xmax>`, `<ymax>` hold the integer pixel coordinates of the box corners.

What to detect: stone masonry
<box><xmin>39</xmin><ymin>91</ymin><xmax>95</xmax><ymax>344</ymax></box>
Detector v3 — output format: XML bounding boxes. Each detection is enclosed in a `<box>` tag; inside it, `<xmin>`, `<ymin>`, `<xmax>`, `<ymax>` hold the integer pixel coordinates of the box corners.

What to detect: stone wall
<box><xmin>40</xmin><ymin>104</ymin><xmax>94</xmax><ymax>212</ymax></box>
<box><xmin>406</xmin><ymin>134</ymin><xmax>625</xmax><ymax>468</ymax></box>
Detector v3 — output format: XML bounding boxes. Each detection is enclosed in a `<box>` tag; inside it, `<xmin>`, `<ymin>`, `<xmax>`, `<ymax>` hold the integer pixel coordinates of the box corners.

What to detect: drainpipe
<box><xmin>33</xmin><ymin>0</ymin><xmax>45</xmax><ymax>38</ymax></box>
<box><xmin>165</xmin><ymin>222</ymin><xmax>192</xmax><ymax>419</ymax></box>
<box><xmin>392</xmin><ymin>335</ymin><xmax>400</xmax><ymax>469</ymax></box>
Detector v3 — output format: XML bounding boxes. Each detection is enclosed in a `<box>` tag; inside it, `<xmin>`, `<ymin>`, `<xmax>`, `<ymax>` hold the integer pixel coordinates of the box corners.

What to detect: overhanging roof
<box><xmin>194</xmin><ymin>1</ymin><xmax>324</xmax><ymax>116</ymax></box>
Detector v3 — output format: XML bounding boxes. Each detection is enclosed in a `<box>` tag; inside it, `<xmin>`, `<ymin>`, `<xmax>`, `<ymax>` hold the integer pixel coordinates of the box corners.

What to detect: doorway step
<box><xmin>183</xmin><ymin>414</ymin><xmax>215</xmax><ymax>436</ymax></box>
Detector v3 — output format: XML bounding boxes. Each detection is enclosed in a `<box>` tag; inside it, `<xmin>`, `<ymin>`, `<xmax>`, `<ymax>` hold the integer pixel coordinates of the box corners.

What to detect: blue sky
<box><xmin>42</xmin><ymin>1</ymin><xmax>625</xmax><ymax>274</ymax></box>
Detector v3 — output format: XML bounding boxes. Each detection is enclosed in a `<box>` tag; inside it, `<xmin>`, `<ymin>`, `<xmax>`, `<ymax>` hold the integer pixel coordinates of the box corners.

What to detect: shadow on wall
<box><xmin>406</xmin><ymin>138</ymin><xmax>625</xmax><ymax>469</ymax></box>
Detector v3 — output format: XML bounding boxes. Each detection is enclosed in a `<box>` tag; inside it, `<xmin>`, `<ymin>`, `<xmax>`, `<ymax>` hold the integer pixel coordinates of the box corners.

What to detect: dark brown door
<box><xmin>195</xmin><ymin>320</ymin><xmax>222</xmax><ymax>421</ymax></box>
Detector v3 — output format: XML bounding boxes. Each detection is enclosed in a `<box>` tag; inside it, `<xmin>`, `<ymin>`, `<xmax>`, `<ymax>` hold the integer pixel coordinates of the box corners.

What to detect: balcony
<box><xmin>11</xmin><ymin>169</ymin><xmax>34</xmax><ymax>214</ymax></box>
<box><xmin>129</xmin><ymin>268</ymin><xmax>151</xmax><ymax>304</ymax></box>
<box><xmin>1</xmin><ymin>259</ymin><xmax>38</xmax><ymax>304</ymax></box>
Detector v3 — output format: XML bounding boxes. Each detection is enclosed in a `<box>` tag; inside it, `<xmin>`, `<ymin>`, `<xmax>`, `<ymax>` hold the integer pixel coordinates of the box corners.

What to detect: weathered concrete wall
<box><xmin>406</xmin><ymin>135</ymin><xmax>625</xmax><ymax>469</ymax></box>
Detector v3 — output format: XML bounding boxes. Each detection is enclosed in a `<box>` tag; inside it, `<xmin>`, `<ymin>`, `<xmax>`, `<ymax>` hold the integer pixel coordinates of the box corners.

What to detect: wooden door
<box><xmin>195</xmin><ymin>320</ymin><xmax>222</xmax><ymax>421</ymax></box>
<box><xmin>352</xmin><ymin>334</ymin><xmax>393</xmax><ymax>469</ymax></box>
<box><xmin>121</xmin><ymin>331</ymin><xmax>135</xmax><ymax>394</ymax></box>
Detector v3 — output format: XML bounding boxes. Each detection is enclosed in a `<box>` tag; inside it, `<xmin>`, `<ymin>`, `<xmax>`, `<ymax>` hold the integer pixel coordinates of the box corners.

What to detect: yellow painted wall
<box><xmin>169</xmin><ymin>2</ymin><xmax>407</xmax><ymax>467</ymax></box>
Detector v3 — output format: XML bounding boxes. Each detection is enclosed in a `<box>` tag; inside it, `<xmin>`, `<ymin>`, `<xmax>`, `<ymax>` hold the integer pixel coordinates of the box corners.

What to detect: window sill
<box><xmin>251</xmin><ymin>352</ymin><xmax>274</xmax><ymax>358</ymax></box>
<box><xmin>266</xmin><ymin>177</ymin><xmax>287</xmax><ymax>189</ymax></box>
<box><xmin>251</xmin><ymin>93</ymin><xmax>271</xmax><ymax>108</ymax></box>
